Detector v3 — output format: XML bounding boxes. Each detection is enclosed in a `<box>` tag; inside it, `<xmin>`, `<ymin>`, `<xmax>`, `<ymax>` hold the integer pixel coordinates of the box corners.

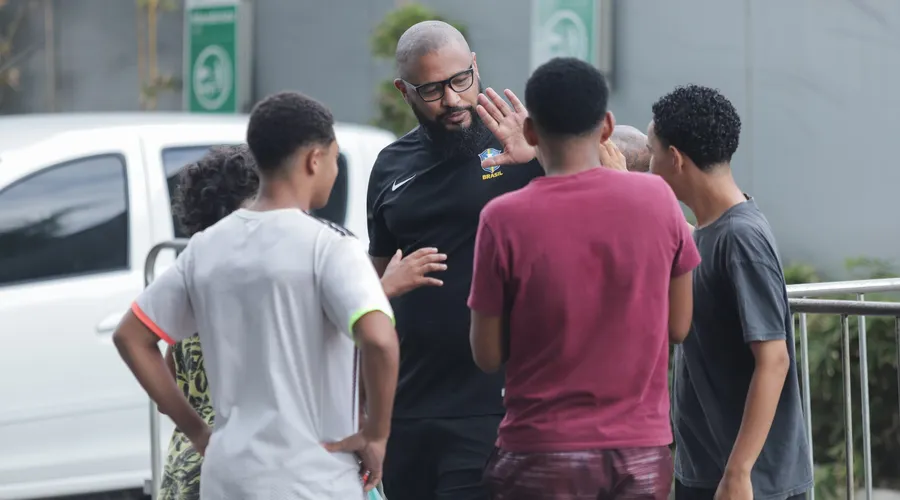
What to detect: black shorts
<box><xmin>382</xmin><ymin>415</ymin><xmax>502</xmax><ymax>500</ymax></box>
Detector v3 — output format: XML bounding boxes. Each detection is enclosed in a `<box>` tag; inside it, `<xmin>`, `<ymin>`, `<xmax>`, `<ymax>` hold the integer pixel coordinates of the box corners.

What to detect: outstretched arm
<box><xmin>373</xmin><ymin>248</ymin><xmax>447</xmax><ymax>299</ymax></box>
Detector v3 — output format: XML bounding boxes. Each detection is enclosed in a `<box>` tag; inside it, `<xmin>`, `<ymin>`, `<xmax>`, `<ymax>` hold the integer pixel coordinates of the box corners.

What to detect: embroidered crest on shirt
<box><xmin>478</xmin><ymin>148</ymin><xmax>504</xmax><ymax>180</ymax></box>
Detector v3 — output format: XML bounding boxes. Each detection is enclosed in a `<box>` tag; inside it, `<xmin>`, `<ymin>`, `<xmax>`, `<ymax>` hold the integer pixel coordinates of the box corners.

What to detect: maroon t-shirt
<box><xmin>468</xmin><ymin>167</ymin><xmax>700</xmax><ymax>453</ymax></box>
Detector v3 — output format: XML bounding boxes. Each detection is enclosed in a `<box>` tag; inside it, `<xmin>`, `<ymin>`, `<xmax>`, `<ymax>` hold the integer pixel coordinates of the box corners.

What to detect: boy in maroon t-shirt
<box><xmin>467</xmin><ymin>57</ymin><xmax>701</xmax><ymax>499</ymax></box>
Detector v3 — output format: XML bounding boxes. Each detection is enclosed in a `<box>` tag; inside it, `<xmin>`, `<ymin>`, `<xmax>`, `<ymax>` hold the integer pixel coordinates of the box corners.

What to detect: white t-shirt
<box><xmin>132</xmin><ymin>208</ymin><xmax>393</xmax><ymax>500</ymax></box>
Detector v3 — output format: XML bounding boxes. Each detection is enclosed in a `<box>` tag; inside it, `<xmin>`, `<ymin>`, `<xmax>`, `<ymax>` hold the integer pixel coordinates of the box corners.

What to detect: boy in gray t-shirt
<box><xmin>113</xmin><ymin>92</ymin><xmax>400</xmax><ymax>499</ymax></box>
<box><xmin>646</xmin><ymin>85</ymin><xmax>812</xmax><ymax>500</ymax></box>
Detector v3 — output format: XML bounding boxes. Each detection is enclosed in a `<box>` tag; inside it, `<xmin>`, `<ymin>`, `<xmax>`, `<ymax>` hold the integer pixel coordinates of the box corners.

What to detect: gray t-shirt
<box><xmin>673</xmin><ymin>198</ymin><xmax>813</xmax><ymax>499</ymax></box>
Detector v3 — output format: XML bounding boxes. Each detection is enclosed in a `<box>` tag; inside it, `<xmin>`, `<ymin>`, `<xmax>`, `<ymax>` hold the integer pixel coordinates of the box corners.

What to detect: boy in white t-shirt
<box><xmin>112</xmin><ymin>91</ymin><xmax>399</xmax><ymax>499</ymax></box>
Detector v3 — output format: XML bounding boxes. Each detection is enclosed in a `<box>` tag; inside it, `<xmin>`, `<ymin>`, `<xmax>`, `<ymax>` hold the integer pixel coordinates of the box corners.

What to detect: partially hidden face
<box><xmin>311</xmin><ymin>139</ymin><xmax>340</xmax><ymax>209</ymax></box>
<box><xmin>648</xmin><ymin>120</ymin><xmax>693</xmax><ymax>204</ymax></box>
<box><xmin>647</xmin><ymin>121</ymin><xmax>676</xmax><ymax>181</ymax></box>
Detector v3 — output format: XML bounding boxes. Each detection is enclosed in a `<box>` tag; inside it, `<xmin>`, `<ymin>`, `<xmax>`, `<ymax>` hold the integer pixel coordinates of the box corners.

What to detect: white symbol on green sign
<box><xmin>192</xmin><ymin>44</ymin><xmax>233</xmax><ymax>111</ymax></box>
<box><xmin>540</xmin><ymin>10</ymin><xmax>589</xmax><ymax>61</ymax></box>
<box><xmin>531</xmin><ymin>0</ymin><xmax>596</xmax><ymax>70</ymax></box>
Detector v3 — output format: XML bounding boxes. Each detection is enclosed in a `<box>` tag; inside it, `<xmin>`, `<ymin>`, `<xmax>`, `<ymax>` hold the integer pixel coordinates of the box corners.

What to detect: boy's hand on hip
<box><xmin>188</xmin><ymin>426</ymin><xmax>212</xmax><ymax>456</ymax></box>
<box><xmin>323</xmin><ymin>431</ymin><xmax>387</xmax><ymax>493</ymax></box>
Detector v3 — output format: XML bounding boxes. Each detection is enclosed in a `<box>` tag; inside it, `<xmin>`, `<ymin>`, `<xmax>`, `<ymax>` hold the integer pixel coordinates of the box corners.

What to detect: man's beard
<box><xmin>412</xmin><ymin>83</ymin><xmax>491</xmax><ymax>159</ymax></box>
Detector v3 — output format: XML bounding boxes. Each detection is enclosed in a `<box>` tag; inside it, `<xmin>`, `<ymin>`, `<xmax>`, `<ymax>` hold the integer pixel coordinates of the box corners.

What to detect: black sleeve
<box><xmin>366</xmin><ymin>155</ymin><xmax>398</xmax><ymax>258</ymax></box>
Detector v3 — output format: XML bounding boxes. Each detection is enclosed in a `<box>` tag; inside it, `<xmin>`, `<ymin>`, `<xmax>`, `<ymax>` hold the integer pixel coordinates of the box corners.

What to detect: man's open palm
<box><xmin>476</xmin><ymin>88</ymin><xmax>536</xmax><ymax>168</ymax></box>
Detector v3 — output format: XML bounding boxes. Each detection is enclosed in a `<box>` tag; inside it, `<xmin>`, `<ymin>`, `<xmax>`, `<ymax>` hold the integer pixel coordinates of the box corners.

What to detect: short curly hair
<box><xmin>172</xmin><ymin>145</ymin><xmax>259</xmax><ymax>236</ymax></box>
<box><xmin>246</xmin><ymin>91</ymin><xmax>335</xmax><ymax>173</ymax></box>
<box><xmin>651</xmin><ymin>85</ymin><xmax>741</xmax><ymax>171</ymax></box>
<box><xmin>524</xmin><ymin>57</ymin><xmax>609</xmax><ymax>136</ymax></box>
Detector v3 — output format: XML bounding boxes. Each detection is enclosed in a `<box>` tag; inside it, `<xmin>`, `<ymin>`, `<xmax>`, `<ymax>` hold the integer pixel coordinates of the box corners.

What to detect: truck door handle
<box><xmin>96</xmin><ymin>311</ymin><xmax>126</xmax><ymax>334</ymax></box>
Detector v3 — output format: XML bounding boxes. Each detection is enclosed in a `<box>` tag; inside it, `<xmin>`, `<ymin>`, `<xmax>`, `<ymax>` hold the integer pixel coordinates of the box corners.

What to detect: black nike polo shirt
<box><xmin>367</xmin><ymin>127</ymin><xmax>544</xmax><ymax>419</ymax></box>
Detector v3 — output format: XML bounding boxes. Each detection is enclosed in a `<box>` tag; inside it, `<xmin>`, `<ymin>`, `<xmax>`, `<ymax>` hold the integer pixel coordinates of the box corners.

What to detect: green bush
<box><xmin>370</xmin><ymin>3</ymin><xmax>468</xmax><ymax>136</ymax></box>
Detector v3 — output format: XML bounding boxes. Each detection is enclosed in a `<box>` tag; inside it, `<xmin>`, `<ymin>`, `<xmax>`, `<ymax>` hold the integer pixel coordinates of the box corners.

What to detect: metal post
<box><xmin>798</xmin><ymin>312</ymin><xmax>815</xmax><ymax>500</ymax></box>
<box><xmin>146</xmin><ymin>400</ymin><xmax>161</xmax><ymax>499</ymax></box>
<box><xmin>896</xmin><ymin>318</ymin><xmax>900</xmax><ymax>438</ymax></box>
<box><xmin>856</xmin><ymin>295</ymin><xmax>872</xmax><ymax>500</ymax></box>
<box><xmin>142</xmin><ymin>239</ymin><xmax>189</xmax><ymax>500</ymax></box>
<box><xmin>840</xmin><ymin>315</ymin><xmax>855</xmax><ymax>500</ymax></box>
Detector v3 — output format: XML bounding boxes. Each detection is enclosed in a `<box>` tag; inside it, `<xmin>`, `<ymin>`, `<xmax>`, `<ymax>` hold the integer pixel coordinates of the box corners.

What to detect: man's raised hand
<box><xmin>476</xmin><ymin>88</ymin><xmax>536</xmax><ymax>168</ymax></box>
<box><xmin>599</xmin><ymin>139</ymin><xmax>627</xmax><ymax>172</ymax></box>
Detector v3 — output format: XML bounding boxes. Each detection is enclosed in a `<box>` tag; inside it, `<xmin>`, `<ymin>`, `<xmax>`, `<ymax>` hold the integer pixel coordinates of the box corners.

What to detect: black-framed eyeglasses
<box><xmin>403</xmin><ymin>65</ymin><xmax>475</xmax><ymax>102</ymax></box>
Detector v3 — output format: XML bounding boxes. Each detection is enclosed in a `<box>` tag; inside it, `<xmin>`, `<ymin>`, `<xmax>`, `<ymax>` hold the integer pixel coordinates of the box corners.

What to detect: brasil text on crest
<box><xmin>478</xmin><ymin>148</ymin><xmax>504</xmax><ymax>180</ymax></box>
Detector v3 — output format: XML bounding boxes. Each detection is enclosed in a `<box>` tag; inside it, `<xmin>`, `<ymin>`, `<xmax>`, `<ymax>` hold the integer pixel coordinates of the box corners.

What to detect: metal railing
<box><xmin>142</xmin><ymin>239</ymin><xmax>189</xmax><ymax>499</ymax></box>
<box><xmin>786</xmin><ymin>278</ymin><xmax>900</xmax><ymax>500</ymax></box>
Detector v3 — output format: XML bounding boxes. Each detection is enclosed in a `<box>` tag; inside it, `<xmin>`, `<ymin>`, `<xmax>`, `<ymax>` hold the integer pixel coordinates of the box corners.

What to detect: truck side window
<box><xmin>161</xmin><ymin>147</ymin><xmax>349</xmax><ymax>231</ymax></box>
<box><xmin>0</xmin><ymin>155</ymin><xmax>129</xmax><ymax>286</ymax></box>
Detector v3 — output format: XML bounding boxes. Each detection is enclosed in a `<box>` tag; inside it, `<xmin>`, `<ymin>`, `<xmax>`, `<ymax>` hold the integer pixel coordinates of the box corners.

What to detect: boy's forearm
<box><xmin>359</xmin><ymin>339</ymin><xmax>399</xmax><ymax>440</ymax></box>
<box><xmin>117</xmin><ymin>339</ymin><xmax>207</xmax><ymax>438</ymax></box>
<box><xmin>164</xmin><ymin>344</ymin><xmax>178</xmax><ymax>380</ymax></box>
<box><xmin>725</xmin><ymin>352</ymin><xmax>790</xmax><ymax>474</ymax></box>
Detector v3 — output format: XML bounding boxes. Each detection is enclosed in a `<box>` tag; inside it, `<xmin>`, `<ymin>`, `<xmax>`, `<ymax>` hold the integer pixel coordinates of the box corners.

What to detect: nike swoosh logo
<box><xmin>392</xmin><ymin>175</ymin><xmax>416</xmax><ymax>191</ymax></box>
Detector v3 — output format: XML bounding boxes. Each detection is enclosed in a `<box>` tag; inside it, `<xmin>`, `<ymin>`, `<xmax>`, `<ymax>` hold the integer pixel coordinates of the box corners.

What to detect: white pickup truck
<box><xmin>0</xmin><ymin>113</ymin><xmax>395</xmax><ymax>499</ymax></box>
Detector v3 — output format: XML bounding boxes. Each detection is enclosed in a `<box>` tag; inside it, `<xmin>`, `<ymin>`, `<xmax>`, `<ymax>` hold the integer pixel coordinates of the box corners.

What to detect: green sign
<box><xmin>185</xmin><ymin>2</ymin><xmax>238</xmax><ymax>113</ymax></box>
<box><xmin>530</xmin><ymin>0</ymin><xmax>597</xmax><ymax>70</ymax></box>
